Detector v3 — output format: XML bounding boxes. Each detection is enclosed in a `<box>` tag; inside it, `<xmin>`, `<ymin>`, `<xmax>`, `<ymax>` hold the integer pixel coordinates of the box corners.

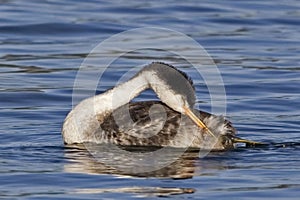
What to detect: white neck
<box><xmin>94</xmin><ymin>72</ymin><xmax>149</xmax><ymax>115</ymax></box>
<box><xmin>62</xmin><ymin>71</ymin><xmax>149</xmax><ymax>144</ymax></box>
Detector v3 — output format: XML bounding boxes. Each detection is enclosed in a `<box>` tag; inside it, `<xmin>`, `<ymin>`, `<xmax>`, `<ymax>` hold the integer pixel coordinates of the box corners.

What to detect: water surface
<box><xmin>0</xmin><ymin>0</ymin><xmax>300</xmax><ymax>199</ymax></box>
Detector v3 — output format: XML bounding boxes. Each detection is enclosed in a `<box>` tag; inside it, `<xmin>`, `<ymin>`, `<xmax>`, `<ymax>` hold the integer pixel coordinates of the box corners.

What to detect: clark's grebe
<box><xmin>62</xmin><ymin>62</ymin><xmax>258</xmax><ymax>150</ymax></box>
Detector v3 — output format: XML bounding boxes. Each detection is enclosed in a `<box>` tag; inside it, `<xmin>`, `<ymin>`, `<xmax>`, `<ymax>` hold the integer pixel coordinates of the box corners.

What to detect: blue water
<box><xmin>1</xmin><ymin>0</ymin><xmax>300</xmax><ymax>199</ymax></box>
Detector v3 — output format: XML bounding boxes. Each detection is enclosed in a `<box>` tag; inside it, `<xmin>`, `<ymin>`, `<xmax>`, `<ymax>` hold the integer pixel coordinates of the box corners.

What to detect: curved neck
<box><xmin>93</xmin><ymin>72</ymin><xmax>149</xmax><ymax>115</ymax></box>
<box><xmin>62</xmin><ymin>72</ymin><xmax>150</xmax><ymax>144</ymax></box>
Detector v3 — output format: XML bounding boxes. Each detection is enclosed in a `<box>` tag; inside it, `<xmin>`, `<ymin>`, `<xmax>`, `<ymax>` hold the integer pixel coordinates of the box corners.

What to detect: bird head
<box><xmin>142</xmin><ymin>62</ymin><xmax>217</xmax><ymax>138</ymax></box>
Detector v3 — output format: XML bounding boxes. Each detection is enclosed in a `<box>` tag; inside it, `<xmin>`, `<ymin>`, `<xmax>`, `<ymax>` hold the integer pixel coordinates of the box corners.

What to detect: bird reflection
<box><xmin>63</xmin><ymin>144</ymin><xmax>229</xmax><ymax>179</ymax></box>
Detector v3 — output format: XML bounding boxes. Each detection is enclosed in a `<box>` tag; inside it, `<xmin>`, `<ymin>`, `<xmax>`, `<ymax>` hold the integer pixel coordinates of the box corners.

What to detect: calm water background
<box><xmin>1</xmin><ymin>0</ymin><xmax>300</xmax><ymax>199</ymax></box>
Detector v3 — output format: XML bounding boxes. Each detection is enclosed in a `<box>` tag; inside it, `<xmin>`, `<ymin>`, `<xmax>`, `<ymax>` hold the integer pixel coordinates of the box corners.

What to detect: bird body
<box><xmin>95</xmin><ymin>101</ymin><xmax>236</xmax><ymax>150</ymax></box>
<box><xmin>62</xmin><ymin>62</ymin><xmax>237</xmax><ymax>150</ymax></box>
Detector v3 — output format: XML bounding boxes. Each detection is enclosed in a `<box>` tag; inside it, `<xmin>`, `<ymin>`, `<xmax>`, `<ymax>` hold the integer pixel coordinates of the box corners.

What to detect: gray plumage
<box><xmin>96</xmin><ymin>101</ymin><xmax>236</xmax><ymax>150</ymax></box>
<box><xmin>62</xmin><ymin>62</ymin><xmax>237</xmax><ymax>150</ymax></box>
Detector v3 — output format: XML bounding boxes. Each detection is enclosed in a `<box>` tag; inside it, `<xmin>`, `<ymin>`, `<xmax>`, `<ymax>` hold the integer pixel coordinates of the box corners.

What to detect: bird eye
<box><xmin>221</xmin><ymin>136</ymin><xmax>229</xmax><ymax>145</ymax></box>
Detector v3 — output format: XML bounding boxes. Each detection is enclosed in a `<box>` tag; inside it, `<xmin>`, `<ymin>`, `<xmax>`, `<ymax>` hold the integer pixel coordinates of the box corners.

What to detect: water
<box><xmin>1</xmin><ymin>0</ymin><xmax>300</xmax><ymax>199</ymax></box>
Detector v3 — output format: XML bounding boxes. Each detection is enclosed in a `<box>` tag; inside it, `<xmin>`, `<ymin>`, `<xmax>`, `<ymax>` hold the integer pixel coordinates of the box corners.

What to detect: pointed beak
<box><xmin>183</xmin><ymin>106</ymin><xmax>217</xmax><ymax>139</ymax></box>
<box><xmin>231</xmin><ymin>136</ymin><xmax>264</xmax><ymax>146</ymax></box>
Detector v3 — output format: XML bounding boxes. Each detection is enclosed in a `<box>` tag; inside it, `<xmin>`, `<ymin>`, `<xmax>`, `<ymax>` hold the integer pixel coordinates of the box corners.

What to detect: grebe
<box><xmin>62</xmin><ymin>62</ymin><xmax>256</xmax><ymax>150</ymax></box>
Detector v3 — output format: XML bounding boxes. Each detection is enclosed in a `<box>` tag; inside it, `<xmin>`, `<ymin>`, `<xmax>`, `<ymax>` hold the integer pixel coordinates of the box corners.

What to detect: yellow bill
<box><xmin>231</xmin><ymin>137</ymin><xmax>264</xmax><ymax>146</ymax></box>
<box><xmin>184</xmin><ymin>106</ymin><xmax>217</xmax><ymax>139</ymax></box>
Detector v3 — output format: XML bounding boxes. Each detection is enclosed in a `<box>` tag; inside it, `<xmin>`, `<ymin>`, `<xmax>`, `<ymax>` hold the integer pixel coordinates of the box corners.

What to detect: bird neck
<box><xmin>93</xmin><ymin>71</ymin><xmax>149</xmax><ymax>115</ymax></box>
<box><xmin>62</xmin><ymin>72</ymin><xmax>149</xmax><ymax>144</ymax></box>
